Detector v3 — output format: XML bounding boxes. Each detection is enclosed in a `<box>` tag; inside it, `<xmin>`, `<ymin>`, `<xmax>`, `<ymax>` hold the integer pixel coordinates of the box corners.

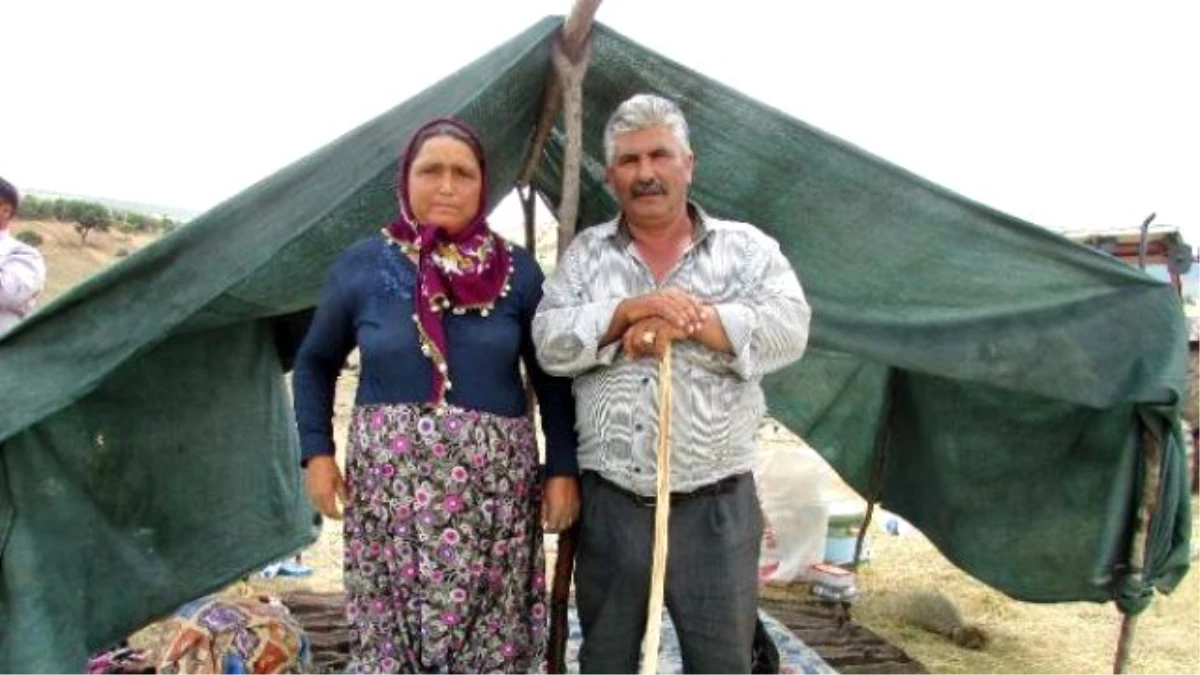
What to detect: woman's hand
<box><xmin>541</xmin><ymin>475</ymin><xmax>581</xmax><ymax>533</ymax></box>
<box><xmin>305</xmin><ymin>455</ymin><xmax>347</xmax><ymax>520</ymax></box>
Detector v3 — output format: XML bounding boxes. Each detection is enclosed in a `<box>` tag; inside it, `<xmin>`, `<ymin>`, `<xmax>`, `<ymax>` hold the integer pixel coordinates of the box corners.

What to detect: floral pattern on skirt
<box><xmin>344</xmin><ymin>403</ymin><xmax>546</xmax><ymax>674</ymax></box>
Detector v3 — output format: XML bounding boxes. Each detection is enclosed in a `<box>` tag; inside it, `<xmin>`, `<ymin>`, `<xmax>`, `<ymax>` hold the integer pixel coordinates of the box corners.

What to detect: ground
<box><xmin>25</xmin><ymin>217</ymin><xmax>1200</xmax><ymax>674</ymax></box>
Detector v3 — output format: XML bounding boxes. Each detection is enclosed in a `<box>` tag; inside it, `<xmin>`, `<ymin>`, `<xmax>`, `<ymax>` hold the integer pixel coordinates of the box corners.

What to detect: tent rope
<box><xmin>640</xmin><ymin>342</ymin><xmax>674</xmax><ymax>674</ymax></box>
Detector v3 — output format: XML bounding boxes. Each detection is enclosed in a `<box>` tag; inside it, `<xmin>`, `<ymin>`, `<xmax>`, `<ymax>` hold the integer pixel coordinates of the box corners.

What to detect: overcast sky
<box><xmin>6</xmin><ymin>1</ymin><xmax>1197</xmax><ymax>243</ymax></box>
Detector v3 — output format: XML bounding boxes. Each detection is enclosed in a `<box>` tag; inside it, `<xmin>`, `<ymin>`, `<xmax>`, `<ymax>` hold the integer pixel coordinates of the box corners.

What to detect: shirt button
<box><xmin>635</xmin><ymin>423</ymin><xmax>643</xmax><ymax>432</ymax></box>
<box><xmin>633</xmin><ymin>467</ymin><xmax>642</xmax><ymax>473</ymax></box>
<box><xmin>641</xmin><ymin>377</ymin><xmax>650</xmax><ymax>385</ymax></box>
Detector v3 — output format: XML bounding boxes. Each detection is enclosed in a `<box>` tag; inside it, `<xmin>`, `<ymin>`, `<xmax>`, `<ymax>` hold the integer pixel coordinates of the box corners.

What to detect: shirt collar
<box><xmin>610</xmin><ymin>201</ymin><xmax>713</xmax><ymax>247</ymax></box>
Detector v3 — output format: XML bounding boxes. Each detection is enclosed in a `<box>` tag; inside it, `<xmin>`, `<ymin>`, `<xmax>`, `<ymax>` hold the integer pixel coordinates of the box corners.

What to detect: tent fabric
<box><xmin>0</xmin><ymin>16</ymin><xmax>1190</xmax><ymax>671</ymax></box>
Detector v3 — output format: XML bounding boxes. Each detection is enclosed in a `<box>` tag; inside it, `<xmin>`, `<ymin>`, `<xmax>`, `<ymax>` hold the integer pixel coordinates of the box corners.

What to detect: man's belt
<box><xmin>587</xmin><ymin>471</ymin><xmax>745</xmax><ymax>508</ymax></box>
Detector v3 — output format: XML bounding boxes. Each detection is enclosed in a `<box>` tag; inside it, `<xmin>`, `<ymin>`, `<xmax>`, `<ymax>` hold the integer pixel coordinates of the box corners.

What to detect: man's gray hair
<box><xmin>603</xmin><ymin>93</ymin><xmax>692</xmax><ymax>166</ymax></box>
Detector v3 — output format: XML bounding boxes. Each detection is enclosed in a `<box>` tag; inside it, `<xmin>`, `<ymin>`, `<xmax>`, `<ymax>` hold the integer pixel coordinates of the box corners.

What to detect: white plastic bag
<box><xmin>755</xmin><ymin>442</ymin><xmax>830</xmax><ymax>583</ymax></box>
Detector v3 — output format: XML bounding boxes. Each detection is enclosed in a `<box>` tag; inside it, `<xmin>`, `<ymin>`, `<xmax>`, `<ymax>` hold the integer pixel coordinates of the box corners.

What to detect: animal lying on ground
<box><xmin>893</xmin><ymin>589</ymin><xmax>988</xmax><ymax>650</ymax></box>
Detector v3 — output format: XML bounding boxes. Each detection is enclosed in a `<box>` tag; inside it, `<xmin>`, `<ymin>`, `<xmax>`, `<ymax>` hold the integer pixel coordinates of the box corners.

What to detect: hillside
<box><xmin>11</xmin><ymin>219</ymin><xmax>160</xmax><ymax>305</ymax></box>
<box><xmin>27</xmin><ymin>190</ymin><xmax>199</xmax><ymax>223</ymax></box>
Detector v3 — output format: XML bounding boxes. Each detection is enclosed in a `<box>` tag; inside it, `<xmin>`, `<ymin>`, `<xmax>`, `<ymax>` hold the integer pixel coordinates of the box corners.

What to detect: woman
<box><xmin>293</xmin><ymin>118</ymin><xmax>579</xmax><ymax>673</ymax></box>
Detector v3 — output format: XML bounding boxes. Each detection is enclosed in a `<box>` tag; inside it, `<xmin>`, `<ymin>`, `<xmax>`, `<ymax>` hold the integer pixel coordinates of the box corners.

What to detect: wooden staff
<box><xmin>640</xmin><ymin>342</ymin><xmax>674</xmax><ymax>674</ymax></box>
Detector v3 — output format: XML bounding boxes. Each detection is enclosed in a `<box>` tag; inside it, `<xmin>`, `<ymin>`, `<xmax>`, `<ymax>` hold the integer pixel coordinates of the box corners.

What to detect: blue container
<box><xmin>824</xmin><ymin>534</ymin><xmax>858</xmax><ymax>565</ymax></box>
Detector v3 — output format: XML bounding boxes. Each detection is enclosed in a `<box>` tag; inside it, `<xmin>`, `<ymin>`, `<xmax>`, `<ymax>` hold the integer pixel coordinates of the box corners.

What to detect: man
<box><xmin>0</xmin><ymin>177</ymin><xmax>46</xmax><ymax>336</ymax></box>
<box><xmin>533</xmin><ymin>94</ymin><xmax>810</xmax><ymax>673</ymax></box>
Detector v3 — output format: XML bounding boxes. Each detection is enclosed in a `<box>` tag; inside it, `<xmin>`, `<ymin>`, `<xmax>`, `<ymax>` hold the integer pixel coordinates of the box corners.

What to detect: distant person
<box><xmin>0</xmin><ymin>177</ymin><xmax>47</xmax><ymax>336</ymax></box>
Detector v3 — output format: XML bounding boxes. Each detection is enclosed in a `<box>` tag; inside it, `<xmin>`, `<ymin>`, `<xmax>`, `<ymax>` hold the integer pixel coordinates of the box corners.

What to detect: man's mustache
<box><xmin>631</xmin><ymin>180</ymin><xmax>666</xmax><ymax>197</ymax></box>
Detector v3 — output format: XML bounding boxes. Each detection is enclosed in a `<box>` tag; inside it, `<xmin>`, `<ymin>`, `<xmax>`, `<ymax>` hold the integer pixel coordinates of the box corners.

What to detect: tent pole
<box><xmin>543</xmin><ymin>4</ymin><xmax>601</xmax><ymax>672</ymax></box>
<box><xmin>1112</xmin><ymin>424</ymin><xmax>1163</xmax><ymax>673</ymax></box>
<box><xmin>517</xmin><ymin>0</ymin><xmax>602</xmax><ymax>188</ymax></box>
<box><xmin>518</xmin><ymin>184</ymin><xmax>538</xmax><ymax>254</ymax></box>
<box><xmin>550</xmin><ymin>35</ymin><xmax>591</xmax><ymax>256</ymax></box>
<box><xmin>1136</xmin><ymin>213</ymin><xmax>1156</xmax><ymax>272</ymax></box>
<box><xmin>1111</xmin><ymin>215</ymin><xmax>1164</xmax><ymax>674</ymax></box>
<box><xmin>1113</xmin><ymin>616</ymin><xmax>1139</xmax><ymax>674</ymax></box>
<box><xmin>518</xmin><ymin>184</ymin><xmax>540</xmax><ymax>420</ymax></box>
<box><xmin>853</xmin><ymin>370</ymin><xmax>897</xmax><ymax>569</ymax></box>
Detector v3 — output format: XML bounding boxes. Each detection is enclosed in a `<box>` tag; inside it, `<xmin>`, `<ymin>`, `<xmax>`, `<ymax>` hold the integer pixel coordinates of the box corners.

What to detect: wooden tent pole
<box><xmin>853</xmin><ymin>370</ymin><xmax>897</xmax><ymax>569</ymax></box>
<box><xmin>550</xmin><ymin>36</ymin><xmax>591</xmax><ymax>256</ymax></box>
<box><xmin>518</xmin><ymin>0</ymin><xmax>602</xmax><ymax>188</ymax></box>
<box><xmin>1111</xmin><ymin>217</ymin><xmax>1167</xmax><ymax>674</ymax></box>
<box><xmin>518</xmin><ymin>183</ymin><xmax>540</xmax><ymax>420</ymax></box>
<box><xmin>1111</xmin><ymin>410</ymin><xmax>1165</xmax><ymax>670</ymax></box>
<box><xmin>542</xmin><ymin>3</ymin><xmax>601</xmax><ymax>673</ymax></box>
<box><xmin>1136</xmin><ymin>213</ymin><xmax>1156</xmax><ymax>272</ymax></box>
<box><xmin>852</xmin><ymin>445</ymin><xmax>886</xmax><ymax>570</ymax></box>
<box><xmin>518</xmin><ymin>184</ymin><xmax>538</xmax><ymax>254</ymax></box>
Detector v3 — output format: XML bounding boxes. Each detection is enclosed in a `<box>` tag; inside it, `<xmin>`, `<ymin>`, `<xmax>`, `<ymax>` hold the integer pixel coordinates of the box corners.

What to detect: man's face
<box><xmin>606</xmin><ymin>126</ymin><xmax>694</xmax><ymax>229</ymax></box>
<box><xmin>0</xmin><ymin>203</ymin><xmax>13</xmax><ymax>230</ymax></box>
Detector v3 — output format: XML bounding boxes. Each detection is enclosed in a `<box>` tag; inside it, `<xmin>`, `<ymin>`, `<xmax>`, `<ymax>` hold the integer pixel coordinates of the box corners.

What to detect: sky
<box><xmin>6</xmin><ymin>1</ymin><xmax>1198</xmax><ymax>244</ymax></box>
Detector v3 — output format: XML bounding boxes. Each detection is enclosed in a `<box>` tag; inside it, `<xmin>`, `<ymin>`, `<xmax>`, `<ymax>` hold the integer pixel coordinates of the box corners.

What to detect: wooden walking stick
<box><xmin>640</xmin><ymin>342</ymin><xmax>674</xmax><ymax>674</ymax></box>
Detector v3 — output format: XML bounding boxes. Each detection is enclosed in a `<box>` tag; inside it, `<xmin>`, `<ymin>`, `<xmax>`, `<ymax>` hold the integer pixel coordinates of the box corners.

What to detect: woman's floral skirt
<box><xmin>344</xmin><ymin>403</ymin><xmax>546</xmax><ymax>673</ymax></box>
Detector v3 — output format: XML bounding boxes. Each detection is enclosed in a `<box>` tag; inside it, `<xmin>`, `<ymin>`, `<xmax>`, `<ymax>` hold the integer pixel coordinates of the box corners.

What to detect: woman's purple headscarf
<box><xmin>384</xmin><ymin>118</ymin><xmax>513</xmax><ymax>404</ymax></box>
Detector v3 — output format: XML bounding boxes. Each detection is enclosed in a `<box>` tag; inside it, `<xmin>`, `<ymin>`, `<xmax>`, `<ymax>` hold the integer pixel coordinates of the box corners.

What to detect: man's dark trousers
<box><xmin>574</xmin><ymin>471</ymin><xmax>763</xmax><ymax>674</ymax></box>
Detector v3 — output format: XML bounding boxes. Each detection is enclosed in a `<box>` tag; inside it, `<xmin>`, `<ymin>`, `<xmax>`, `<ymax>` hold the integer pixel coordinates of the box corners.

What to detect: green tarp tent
<box><xmin>1</xmin><ymin>16</ymin><xmax>1191</xmax><ymax>672</ymax></box>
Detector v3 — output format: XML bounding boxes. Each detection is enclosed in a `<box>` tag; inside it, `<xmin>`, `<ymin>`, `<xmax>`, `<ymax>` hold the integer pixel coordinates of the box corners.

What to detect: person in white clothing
<box><xmin>0</xmin><ymin>177</ymin><xmax>47</xmax><ymax>336</ymax></box>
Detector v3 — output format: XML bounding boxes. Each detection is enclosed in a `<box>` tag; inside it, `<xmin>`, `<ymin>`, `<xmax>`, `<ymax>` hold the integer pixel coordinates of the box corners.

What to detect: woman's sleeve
<box><xmin>292</xmin><ymin>258</ymin><xmax>357</xmax><ymax>466</ymax></box>
<box><xmin>519</xmin><ymin>254</ymin><xmax>579</xmax><ymax>477</ymax></box>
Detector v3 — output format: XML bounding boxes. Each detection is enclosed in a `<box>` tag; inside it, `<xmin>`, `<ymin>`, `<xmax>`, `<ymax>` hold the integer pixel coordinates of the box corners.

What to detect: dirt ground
<box><xmin>850</xmin><ymin>505</ymin><xmax>1199</xmax><ymax>674</ymax></box>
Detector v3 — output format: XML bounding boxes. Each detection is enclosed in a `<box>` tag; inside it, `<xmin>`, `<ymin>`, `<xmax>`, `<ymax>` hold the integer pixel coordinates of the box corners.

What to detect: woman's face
<box><xmin>407</xmin><ymin>135</ymin><xmax>483</xmax><ymax>234</ymax></box>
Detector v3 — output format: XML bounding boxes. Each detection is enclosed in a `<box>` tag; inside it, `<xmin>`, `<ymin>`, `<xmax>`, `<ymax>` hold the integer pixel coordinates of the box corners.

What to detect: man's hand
<box><xmin>623</xmin><ymin>316</ymin><xmax>689</xmax><ymax>360</ymax></box>
<box><xmin>305</xmin><ymin>455</ymin><xmax>347</xmax><ymax>520</ymax></box>
<box><xmin>602</xmin><ymin>289</ymin><xmax>711</xmax><ymax>347</ymax></box>
<box><xmin>623</xmin><ymin>288</ymin><xmax>710</xmax><ymax>334</ymax></box>
<box><xmin>542</xmin><ymin>475</ymin><xmax>581</xmax><ymax>533</ymax></box>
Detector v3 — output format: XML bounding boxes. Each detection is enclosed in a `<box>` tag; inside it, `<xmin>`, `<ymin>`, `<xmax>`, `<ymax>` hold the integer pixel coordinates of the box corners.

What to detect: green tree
<box><xmin>73</xmin><ymin>202</ymin><xmax>112</xmax><ymax>244</ymax></box>
<box><xmin>16</xmin><ymin>195</ymin><xmax>53</xmax><ymax>220</ymax></box>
